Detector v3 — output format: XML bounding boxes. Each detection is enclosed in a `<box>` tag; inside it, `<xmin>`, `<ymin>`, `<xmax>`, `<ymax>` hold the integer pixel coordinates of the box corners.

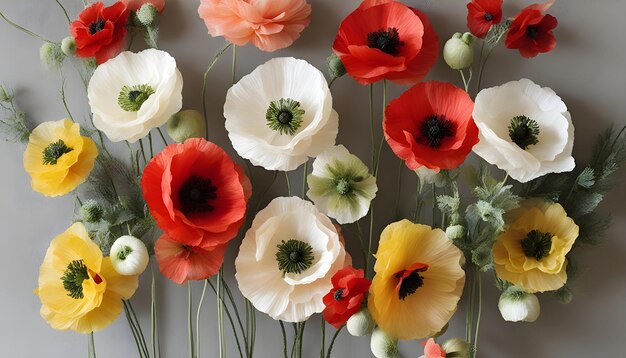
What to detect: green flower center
<box><xmin>117</xmin><ymin>246</ymin><xmax>133</xmax><ymax>261</ymax></box>
<box><xmin>118</xmin><ymin>84</ymin><xmax>155</xmax><ymax>112</ymax></box>
<box><xmin>335</xmin><ymin>178</ymin><xmax>352</xmax><ymax>195</ymax></box>
<box><xmin>61</xmin><ymin>260</ymin><xmax>90</xmax><ymax>299</ymax></box>
<box><xmin>89</xmin><ymin>19</ymin><xmax>106</xmax><ymax>35</ymax></box>
<box><xmin>276</xmin><ymin>239</ymin><xmax>314</xmax><ymax>275</ymax></box>
<box><xmin>42</xmin><ymin>139</ymin><xmax>73</xmax><ymax>165</ymax></box>
<box><xmin>521</xmin><ymin>229</ymin><xmax>553</xmax><ymax>261</ymax></box>
<box><xmin>396</xmin><ymin>264</ymin><xmax>428</xmax><ymax>301</ymax></box>
<box><xmin>419</xmin><ymin>115</ymin><xmax>456</xmax><ymax>148</ymax></box>
<box><xmin>178</xmin><ymin>175</ymin><xmax>218</xmax><ymax>215</ymax></box>
<box><xmin>367</xmin><ymin>27</ymin><xmax>404</xmax><ymax>56</ymax></box>
<box><xmin>509</xmin><ymin>115</ymin><xmax>540</xmax><ymax>150</ymax></box>
<box><xmin>266</xmin><ymin>98</ymin><xmax>305</xmax><ymax>136</ymax></box>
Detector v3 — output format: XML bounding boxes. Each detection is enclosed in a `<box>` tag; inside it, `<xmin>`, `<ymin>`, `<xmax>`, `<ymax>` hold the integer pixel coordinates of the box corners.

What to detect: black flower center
<box><xmin>266</xmin><ymin>98</ymin><xmax>305</xmax><ymax>136</ymax></box>
<box><xmin>367</xmin><ymin>27</ymin><xmax>404</xmax><ymax>56</ymax></box>
<box><xmin>526</xmin><ymin>25</ymin><xmax>540</xmax><ymax>39</ymax></box>
<box><xmin>521</xmin><ymin>229</ymin><xmax>553</xmax><ymax>261</ymax></box>
<box><xmin>42</xmin><ymin>139</ymin><xmax>73</xmax><ymax>165</ymax></box>
<box><xmin>508</xmin><ymin>115</ymin><xmax>540</xmax><ymax>150</ymax></box>
<box><xmin>89</xmin><ymin>19</ymin><xmax>106</xmax><ymax>35</ymax></box>
<box><xmin>178</xmin><ymin>175</ymin><xmax>218</xmax><ymax>214</ymax></box>
<box><xmin>334</xmin><ymin>289</ymin><xmax>345</xmax><ymax>301</ymax></box>
<box><xmin>418</xmin><ymin>115</ymin><xmax>456</xmax><ymax>148</ymax></box>
<box><xmin>484</xmin><ymin>13</ymin><xmax>494</xmax><ymax>22</ymax></box>
<box><xmin>276</xmin><ymin>239</ymin><xmax>314</xmax><ymax>275</ymax></box>
<box><xmin>61</xmin><ymin>260</ymin><xmax>90</xmax><ymax>299</ymax></box>
<box><xmin>396</xmin><ymin>264</ymin><xmax>428</xmax><ymax>300</ymax></box>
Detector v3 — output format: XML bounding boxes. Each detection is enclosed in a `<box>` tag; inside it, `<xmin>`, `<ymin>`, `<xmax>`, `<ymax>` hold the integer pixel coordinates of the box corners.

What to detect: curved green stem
<box><xmin>188</xmin><ymin>282</ymin><xmax>195</xmax><ymax>358</ymax></box>
<box><xmin>53</xmin><ymin>0</ymin><xmax>71</xmax><ymax>23</ymax></box>
<box><xmin>202</xmin><ymin>42</ymin><xmax>234</xmax><ymax>139</ymax></box>
<box><xmin>196</xmin><ymin>280</ymin><xmax>208</xmax><ymax>357</ymax></box>
<box><xmin>0</xmin><ymin>10</ymin><xmax>53</xmax><ymax>43</ymax></box>
<box><xmin>325</xmin><ymin>326</ymin><xmax>344</xmax><ymax>358</ymax></box>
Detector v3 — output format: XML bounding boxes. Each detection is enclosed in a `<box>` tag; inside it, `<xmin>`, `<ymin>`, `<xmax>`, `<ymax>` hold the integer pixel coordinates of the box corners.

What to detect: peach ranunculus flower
<box><xmin>197</xmin><ymin>0</ymin><xmax>312</xmax><ymax>52</ymax></box>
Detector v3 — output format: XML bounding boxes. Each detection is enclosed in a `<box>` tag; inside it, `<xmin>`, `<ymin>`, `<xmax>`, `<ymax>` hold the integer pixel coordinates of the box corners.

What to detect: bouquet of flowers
<box><xmin>1</xmin><ymin>0</ymin><xmax>624</xmax><ymax>357</ymax></box>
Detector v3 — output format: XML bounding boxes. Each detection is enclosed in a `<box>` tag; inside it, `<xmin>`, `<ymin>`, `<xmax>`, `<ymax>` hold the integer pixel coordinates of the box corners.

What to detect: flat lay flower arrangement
<box><xmin>1</xmin><ymin>0</ymin><xmax>625</xmax><ymax>357</ymax></box>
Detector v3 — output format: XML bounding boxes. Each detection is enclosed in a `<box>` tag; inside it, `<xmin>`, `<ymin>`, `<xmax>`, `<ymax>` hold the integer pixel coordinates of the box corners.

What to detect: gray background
<box><xmin>1</xmin><ymin>0</ymin><xmax>625</xmax><ymax>357</ymax></box>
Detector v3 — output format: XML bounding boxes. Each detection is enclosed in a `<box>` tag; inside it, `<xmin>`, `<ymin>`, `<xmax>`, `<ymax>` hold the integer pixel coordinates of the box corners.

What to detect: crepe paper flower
<box><xmin>23</xmin><ymin>119</ymin><xmax>98</xmax><ymax>197</ymax></box>
<box><xmin>198</xmin><ymin>0</ymin><xmax>311</xmax><ymax>52</ymax></box>
<box><xmin>498</xmin><ymin>286</ymin><xmax>541</xmax><ymax>322</ymax></box>
<box><xmin>37</xmin><ymin>223</ymin><xmax>139</xmax><ymax>333</ymax></box>
<box><xmin>322</xmin><ymin>267</ymin><xmax>371</xmax><ymax>328</ymax></box>
<box><xmin>472</xmin><ymin>79</ymin><xmax>574</xmax><ymax>183</ymax></box>
<box><xmin>347</xmin><ymin>308</ymin><xmax>375</xmax><ymax>336</ymax></box>
<box><xmin>384</xmin><ymin>81</ymin><xmax>479</xmax><ymax>172</ymax></box>
<box><xmin>332</xmin><ymin>0</ymin><xmax>439</xmax><ymax>85</ymax></box>
<box><xmin>307</xmin><ymin>145</ymin><xmax>378</xmax><ymax>224</ymax></box>
<box><xmin>235</xmin><ymin>197</ymin><xmax>346</xmax><ymax>322</ymax></box>
<box><xmin>154</xmin><ymin>234</ymin><xmax>228</xmax><ymax>284</ymax></box>
<box><xmin>441</xmin><ymin>338</ymin><xmax>471</xmax><ymax>358</ymax></box>
<box><xmin>70</xmin><ymin>2</ymin><xmax>129</xmax><ymax>64</ymax></box>
<box><xmin>123</xmin><ymin>0</ymin><xmax>165</xmax><ymax>12</ymax></box>
<box><xmin>142</xmin><ymin>138</ymin><xmax>251</xmax><ymax>250</ymax></box>
<box><xmin>88</xmin><ymin>49</ymin><xmax>183</xmax><ymax>143</ymax></box>
<box><xmin>467</xmin><ymin>0</ymin><xmax>503</xmax><ymax>39</ymax></box>
<box><xmin>224</xmin><ymin>57</ymin><xmax>338</xmax><ymax>171</ymax></box>
<box><xmin>506</xmin><ymin>1</ymin><xmax>558</xmax><ymax>58</ymax></box>
<box><xmin>493</xmin><ymin>199</ymin><xmax>579</xmax><ymax>293</ymax></box>
<box><xmin>369</xmin><ymin>220</ymin><xmax>465</xmax><ymax>340</ymax></box>
<box><xmin>370</xmin><ymin>328</ymin><xmax>398</xmax><ymax>358</ymax></box>
<box><xmin>420</xmin><ymin>338</ymin><xmax>445</xmax><ymax>358</ymax></box>
<box><xmin>110</xmin><ymin>236</ymin><xmax>149</xmax><ymax>276</ymax></box>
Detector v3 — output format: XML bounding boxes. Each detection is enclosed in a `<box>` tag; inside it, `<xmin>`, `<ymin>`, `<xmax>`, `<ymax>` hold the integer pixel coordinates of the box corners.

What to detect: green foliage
<box><xmin>486</xmin><ymin>20</ymin><xmax>512</xmax><ymax>47</ymax></box>
<box><xmin>0</xmin><ymin>85</ymin><xmax>31</xmax><ymax>143</ymax></box>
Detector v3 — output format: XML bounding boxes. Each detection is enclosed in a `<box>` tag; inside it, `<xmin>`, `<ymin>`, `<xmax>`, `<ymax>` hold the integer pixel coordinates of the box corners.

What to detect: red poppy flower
<box><xmin>332</xmin><ymin>0</ymin><xmax>438</xmax><ymax>85</ymax></box>
<box><xmin>141</xmin><ymin>138</ymin><xmax>251</xmax><ymax>250</ymax></box>
<box><xmin>467</xmin><ymin>0</ymin><xmax>503</xmax><ymax>38</ymax></box>
<box><xmin>122</xmin><ymin>0</ymin><xmax>165</xmax><ymax>12</ymax></box>
<box><xmin>322</xmin><ymin>267</ymin><xmax>371</xmax><ymax>328</ymax></box>
<box><xmin>70</xmin><ymin>2</ymin><xmax>129</xmax><ymax>65</ymax></box>
<box><xmin>383</xmin><ymin>81</ymin><xmax>478</xmax><ymax>171</ymax></box>
<box><xmin>505</xmin><ymin>1</ymin><xmax>558</xmax><ymax>58</ymax></box>
<box><xmin>154</xmin><ymin>235</ymin><xmax>227</xmax><ymax>284</ymax></box>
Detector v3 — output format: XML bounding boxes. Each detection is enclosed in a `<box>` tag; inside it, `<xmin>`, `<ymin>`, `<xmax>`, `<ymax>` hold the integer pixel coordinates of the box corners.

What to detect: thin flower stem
<box><xmin>88</xmin><ymin>332</ymin><xmax>96</xmax><ymax>358</ymax></box>
<box><xmin>202</xmin><ymin>42</ymin><xmax>234</xmax><ymax>139</ymax></box>
<box><xmin>139</xmin><ymin>139</ymin><xmax>148</xmax><ymax>165</ymax></box>
<box><xmin>279</xmin><ymin>321</ymin><xmax>288</xmax><ymax>358</ymax></box>
<box><xmin>320</xmin><ymin>319</ymin><xmax>326</xmax><ymax>358</ymax></box>
<box><xmin>250</xmin><ymin>300</ymin><xmax>257</xmax><ymax>357</ymax></box>
<box><xmin>232</xmin><ymin>45</ymin><xmax>237</xmax><ymax>84</ymax></box>
<box><xmin>196</xmin><ymin>280</ymin><xmax>208</xmax><ymax>357</ymax></box>
<box><xmin>413</xmin><ymin>178</ymin><xmax>424</xmax><ymax>223</ymax></box>
<box><xmin>150</xmin><ymin>263</ymin><xmax>161</xmax><ymax>358</ymax></box>
<box><xmin>368</xmin><ymin>84</ymin><xmax>375</xmax><ymax>168</ymax></box>
<box><xmin>157</xmin><ymin>128</ymin><xmax>168</xmax><ymax>147</ymax></box>
<box><xmin>366</xmin><ymin>203</ymin><xmax>375</xmax><ymax>278</ymax></box>
<box><xmin>221</xmin><ymin>276</ymin><xmax>249</xmax><ymax>356</ymax></box>
<box><xmin>472</xmin><ymin>273</ymin><xmax>483</xmax><ymax>358</ymax></box>
<box><xmin>373</xmin><ymin>80</ymin><xmax>387</xmax><ymax>176</ymax></box>
<box><xmin>325</xmin><ymin>326</ymin><xmax>344</xmax><ymax>358</ymax></box>
<box><xmin>60</xmin><ymin>76</ymin><xmax>74</xmax><ymax>121</ymax></box>
<box><xmin>465</xmin><ymin>269</ymin><xmax>473</xmax><ymax>343</ymax></box>
<box><xmin>127</xmin><ymin>300</ymin><xmax>150</xmax><ymax>357</ymax></box>
<box><xmin>54</xmin><ymin>0</ymin><xmax>71</xmax><ymax>24</ymax></box>
<box><xmin>148</xmin><ymin>132</ymin><xmax>154</xmax><ymax>159</ymax></box>
<box><xmin>302</xmin><ymin>160</ymin><xmax>309</xmax><ymax>199</ymax></box>
<box><xmin>124</xmin><ymin>301</ymin><xmax>147</xmax><ymax>358</ymax></box>
<box><xmin>217</xmin><ymin>268</ymin><xmax>226</xmax><ymax>358</ymax></box>
<box><xmin>328</xmin><ymin>77</ymin><xmax>338</xmax><ymax>88</ymax></box>
<box><xmin>285</xmin><ymin>171</ymin><xmax>292</xmax><ymax>196</ymax></box>
<box><xmin>188</xmin><ymin>282</ymin><xmax>195</xmax><ymax>358</ymax></box>
<box><xmin>0</xmin><ymin>10</ymin><xmax>54</xmax><ymax>43</ymax></box>
<box><xmin>298</xmin><ymin>321</ymin><xmax>306</xmax><ymax>358</ymax></box>
<box><xmin>207</xmin><ymin>280</ymin><xmax>245</xmax><ymax>358</ymax></box>
<box><xmin>432</xmin><ymin>184</ymin><xmax>437</xmax><ymax>227</ymax></box>
<box><xmin>393</xmin><ymin>159</ymin><xmax>403</xmax><ymax>220</ymax></box>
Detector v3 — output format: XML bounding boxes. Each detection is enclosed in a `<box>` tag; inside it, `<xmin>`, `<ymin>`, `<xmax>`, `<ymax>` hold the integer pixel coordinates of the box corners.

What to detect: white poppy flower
<box><xmin>473</xmin><ymin>79</ymin><xmax>575</xmax><ymax>183</ymax></box>
<box><xmin>224</xmin><ymin>57</ymin><xmax>339</xmax><ymax>171</ymax></box>
<box><xmin>235</xmin><ymin>196</ymin><xmax>346</xmax><ymax>322</ymax></box>
<box><xmin>498</xmin><ymin>287</ymin><xmax>540</xmax><ymax>323</ymax></box>
<box><xmin>307</xmin><ymin>145</ymin><xmax>377</xmax><ymax>224</ymax></box>
<box><xmin>88</xmin><ymin>49</ymin><xmax>183</xmax><ymax>142</ymax></box>
<box><xmin>110</xmin><ymin>235</ymin><xmax>149</xmax><ymax>276</ymax></box>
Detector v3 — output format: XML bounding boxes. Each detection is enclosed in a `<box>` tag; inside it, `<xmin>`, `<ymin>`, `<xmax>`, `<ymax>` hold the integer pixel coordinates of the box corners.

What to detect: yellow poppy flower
<box><xmin>368</xmin><ymin>220</ymin><xmax>465</xmax><ymax>340</ymax></box>
<box><xmin>37</xmin><ymin>223</ymin><xmax>138</xmax><ymax>333</ymax></box>
<box><xmin>493</xmin><ymin>199</ymin><xmax>579</xmax><ymax>293</ymax></box>
<box><xmin>23</xmin><ymin>119</ymin><xmax>98</xmax><ymax>197</ymax></box>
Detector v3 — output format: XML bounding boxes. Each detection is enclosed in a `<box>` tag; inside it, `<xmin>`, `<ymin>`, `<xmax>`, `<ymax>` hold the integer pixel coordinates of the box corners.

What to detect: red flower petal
<box><xmin>155</xmin><ymin>235</ymin><xmax>227</xmax><ymax>284</ymax></box>
<box><xmin>505</xmin><ymin>1</ymin><xmax>558</xmax><ymax>58</ymax></box>
<box><xmin>322</xmin><ymin>267</ymin><xmax>371</xmax><ymax>328</ymax></box>
<box><xmin>467</xmin><ymin>0</ymin><xmax>503</xmax><ymax>38</ymax></box>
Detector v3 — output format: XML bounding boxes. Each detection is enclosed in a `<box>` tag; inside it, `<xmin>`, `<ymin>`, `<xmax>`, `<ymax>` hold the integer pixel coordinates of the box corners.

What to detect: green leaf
<box><xmin>570</xmin><ymin>192</ymin><xmax>603</xmax><ymax>217</ymax></box>
<box><xmin>575</xmin><ymin>167</ymin><xmax>595</xmax><ymax>189</ymax></box>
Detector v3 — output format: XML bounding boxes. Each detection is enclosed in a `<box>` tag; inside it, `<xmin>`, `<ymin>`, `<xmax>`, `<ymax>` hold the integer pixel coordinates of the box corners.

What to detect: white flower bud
<box><xmin>167</xmin><ymin>110</ymin><xmax>206</xmax><ymax>143</ymax></box>
<box><xmin>442</xmin><ymin>338</ymin><xmax>470</xmax><ymax>358</ymax></box>
<box><xmin>370</xmin><ymin>328</ymin><xmax>398</xmax><ymax>358</ymax></box>
<box><xmin>347</xmin><ymin>308</ymin><xmax>375</xmax><ymax>336</ymax></box>
<box><xmin>445</xmin><ymin>225</ymin><xmax>466</xmax><ymax>241</ymax></box>
<box><xmin>40</xmin><ymin>42</ymin><xmax>65</xmax><ymax>69</ymax></box>
<box><xmin>61</xmin><ymin>37</ymin><xmax>76</xmax><ymax>56</ymax></box>
<box><xmin>110</xmin><ymin>236</ymin><xmax>149</xmax><ymax>276</ymax></box>
<box><xmin>137</xmin><ymin>3</ymin><xmax>159</xmax><ymax>27</ymax></box>
<box><xmin>498</xmin><ymin>287</ymin><xmax>540</xmax><ymax>322</ymax></box>
<box><xmin>443</xmin><ymin>32</ymin><xmax>474</xmax><ymax>70</ymax></box>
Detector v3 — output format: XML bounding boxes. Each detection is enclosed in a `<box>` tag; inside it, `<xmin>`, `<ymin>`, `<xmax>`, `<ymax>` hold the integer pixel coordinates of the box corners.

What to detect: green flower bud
<box><xmin>445</xmin><ymin>225</ymin><xmax>466</xmax><ymax>241</ymax></box>
<box><xmin>0</xmin><ymin>85</ymin><xmax>12</xmax><ymax>102</ymax></box>
<box><xmin>554</xmin><ymin>286</ymin><xmax>573</xmax><ymax>304</ymax></box>
<box><xmin>79</xmin><ymin>200</ymin><xmax>105</xmax><ymax>223</ymax></box>
<box><xmin>167</xmin><ymin>110</ymin><xmax>206</xmax><ymax>143</ymax></box>
<box><xmin>61</xmin><ymin>37</ymin><xmax>77</xmax><ymax>56</ymax></box>
<box><xmin>498</xmin><ymin>286</ymin><xmax>540</xmax><ymax>322</ymax></box>
<box><xmin>40</xmin><ymin>42</ymin><xmax>66</xmax><ymax>69</ymax></box>
<box><xmin>370</xmin><ymin>328</ymin><xmax>398</xmax><ymax>358</ymax></box>
<box><xmin>346</xmin><ymin>308</ymin><xmax>375</xmax><ymax>336</ymax></box>
<box><xmin>442</xmin><ymin>338</ymin><xmax>470</xmax><ymax>358</ymax></box>
<box><xmin>137</xmin><ymin>3</ymin><xmax>159</xmax><ymax>27</ymax></box>
<box><xmin>443</xmin><ymin>32</ymin><xmax>474</xmax><ymax>70</ymax></box>
<box><xmin>326</xmin><ymin>52</ymin><xmax>346</xmax><ymax>82</ymax></box>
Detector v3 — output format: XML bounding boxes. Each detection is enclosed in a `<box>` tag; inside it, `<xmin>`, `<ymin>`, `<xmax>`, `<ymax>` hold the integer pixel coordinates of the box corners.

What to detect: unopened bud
<box><xmin>346</xmin><ymin>308</ymin><xmax>375</xmax><ymax>336</ymax></box>
<box><xmin>167</xmin><ymin>110</ymin><xmax>206</xmax><ymax>143</ymax></box>
<box><xmin>40</xmin><ymin>42</ymin><xmax>66</xmax><ymax>69</ymax></box>
<box><xmin>61</xmin><ymin>37</ymin><xmax>77</xmax><ymax>56</ymax></box>
<box><xmin>443</xmin><ymin>32</ymin><xmax>474</xmax><ymax>70</ymax></box>
<box><xmin>326</xmin><ymin>52</ymin><xmax>346</xmax><ymax>82</ymax></box>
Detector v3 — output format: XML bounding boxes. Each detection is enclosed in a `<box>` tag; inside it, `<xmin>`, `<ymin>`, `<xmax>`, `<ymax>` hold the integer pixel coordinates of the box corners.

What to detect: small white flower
<box><xmin>473</xmin><ymin>79</ymin><xmax>575</xmax><ymax>183</ymax></box>
<box><xmin>235</xmin><ymin>197</ymin><xmax>346</xmax><ymax>322</ymax></box>
<box><xmin>347</xmin><ymin>308</ymin><xmax>375</xmax><ymax>337</ymax></box>
<box><xmin>110</xmin><ymin>236</ymin><xmax>149</xmax><ymax>276</ymax></box>
<box><xmin>498</xmin><ymin>287</ymin><xmax>540</xmax><ymax>322</ymax></box>
<box><xmin>307</xmin><ymin>145</ymin><xmax>377</xmax><ymax>224</ymax></box>
<box><xmin>224</xmin><ymin>57</ymin><xmax>339</xmax><ymax>171</ymax></box>
<box><xmin>370</xmin><ymin>328</ymin><xmax>398</xmax><ymax>358</ymax></box>
<box><xmin>88</xmin><ymin>49</ymin><xmax>183</xmax><ymax>142</ymax></box>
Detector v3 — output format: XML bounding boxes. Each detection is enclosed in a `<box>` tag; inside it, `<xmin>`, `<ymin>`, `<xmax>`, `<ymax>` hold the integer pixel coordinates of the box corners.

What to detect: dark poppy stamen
<box><xmin>418</xmin><ymin>115</ymin><xmax>456</xmax><ymax>148</ymax></box>
<box><xmin>367</xmin><ymin>27</ymin><xmax>404</xmax><ymax>55</ymax></box>
<box><xmin>526</xmin><ymin>25</ymin><xmax>540</xmax><ymax>39</ymax></box>
<box><xmin>521</xmin><ymin>230</ymin><xmax>553</xmax><ymax>261</ymax></box>
<box><xmin>89</xmin><ymin>19</ymin><xmax>106</xmax><ymax>35</ymax></box>
<box><xmin>395</xmin><ymin>263</ymin><xmax>428</xmax><ymax>300</ymax></box>
<box><xmin>178</xmin><ymin>175</ymin><xmax>218</xmax><ymax>214</ymax></box>
<box><xmin>333</xmin><ymin>289</ymin><xmax>345</xmax><ymax>301</ymax></box>
<box><xmin>484</xmin><ymin>13</ymin><xmax>494</xmax><ymax>22</ymax></box>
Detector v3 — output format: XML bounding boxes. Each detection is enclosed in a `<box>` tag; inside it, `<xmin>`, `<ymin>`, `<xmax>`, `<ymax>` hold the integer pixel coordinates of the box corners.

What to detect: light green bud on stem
<box><xmin>167</xmin><ymin>110</ymin><xmax>207</xmax><ymax>143</ymax></box>
<box><xmin>61</xmin><ymin>37</ymin><xmax>77</xmax><ymax>56</ymax></box>
<box><xmin>443</xmin><ymin>32</ymin><xmax>475</xmax><ymax>70</ymax></box>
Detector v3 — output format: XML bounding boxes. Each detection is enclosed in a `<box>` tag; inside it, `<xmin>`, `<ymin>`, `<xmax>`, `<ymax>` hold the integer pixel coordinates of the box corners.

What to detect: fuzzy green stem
<box><xmin>202</xmin><ymin>42</ymin><xmax>233</xmax><ymax>140</ymax></box>
<box><xmin>54</xmin><ymin>0</ymin><xmax>71</xmax><ymax>24</ymax></box>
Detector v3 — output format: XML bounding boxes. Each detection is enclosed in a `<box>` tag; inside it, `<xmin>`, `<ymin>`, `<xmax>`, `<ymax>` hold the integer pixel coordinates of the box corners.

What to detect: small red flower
<box><xmin>154</xmin><ymin>235</ymin><xmax>227</xmax><ymax>284</ymax></box>
<box><xmin>383</xmin><ymin>81</ymin><xmax>478</xmax><ymax>172</ymax></box>
<box><xmin>70</xmin><ymin>2</ymin><xmax>130</xmax><ymax>64</ymax></box>
<box><xmin>322</xmin><ymin>267</ymin><xmax>371</xmax><ymax>328</ymax></box>
<box><xmin>333</xmin><ymin>0</ymin><xmax>438</xmax><ymax>85</ymax></box>
<box><xmin>467</xmin><ymin>0</ymin><xmax>503</xmax><ymax>38</ymax></box>
<box><xmin>505</xmin><ymin>1</ymin><xmax>558</xmax><ymax>58</ymax></box>
<box><xmin>141</xmin><ymin>138</ymin><xmax>251</xmax><ymax>250</ymax></box>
